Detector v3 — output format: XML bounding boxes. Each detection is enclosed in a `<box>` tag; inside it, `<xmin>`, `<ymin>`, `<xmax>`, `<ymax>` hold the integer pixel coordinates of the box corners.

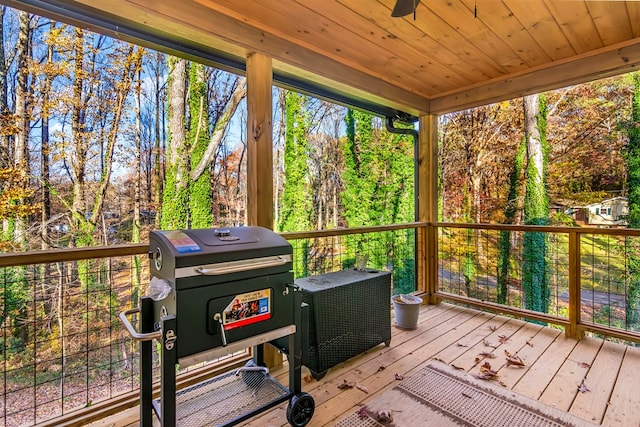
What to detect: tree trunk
<box><xmin>70</xmin><ymin>28</ymin><xmax>87</xmax><ymax>241</ymax></box>
<box><xmin>91</xmin><ymin>46</ymin><xmax>143</xmax><ymax>225</ymax></box>
<box><xmin>13</xmin><ymin>11</ymin><xmax>30</xmax><ymax>247</ymax></box>
<box><xmin>40</xmin><ymin>24</ymin><xmax>55</xmax><ymax>251</ymax></box>
<box><xmin>188</xmin><ymin>63</ymin><xmax>212</xmax><ymax>228</ymax></box>
<box><xmin>161</xmin><ymin>57</ymin><xmax>189</xmax><ymax>229</ymax></box>
<box><xmin>190</xmin><ymin>77</ymin><xmax>246</xmax><ymax>181</ymax></box>
<box><xmin>0</xmin><ymin>6</ymin><xmax>9</xmax><ymax>169</ymax></box>
<box><xmin>522</xmin><ymin>93</ymin><xmax>550</xmax><ymax>315</ymax></box>
<box><xmin>497</xmin><ymin>141</ymin><xmax>525</xmax><ymax>304</ymax></box>
<box><xmin>152</xmin><ymin>52</ymin><xmax>165</xmax><ymax>227</ymax></box>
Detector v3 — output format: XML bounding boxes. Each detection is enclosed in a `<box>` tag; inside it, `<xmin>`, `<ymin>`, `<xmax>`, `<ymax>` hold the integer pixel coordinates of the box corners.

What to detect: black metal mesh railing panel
<box><xmin>437</xmin><ymin>226</ymin><xmax>570</xmax><ymax>320</ymax></box>
<box><xmin>580</xmin><ymin>233</ymin><xmax>640</xmax><ymax>333</ymax></box>
<box><xmin>0</xmin><ymin>255</ymin><xmax>150</xmax><ymax>426</ymax></box>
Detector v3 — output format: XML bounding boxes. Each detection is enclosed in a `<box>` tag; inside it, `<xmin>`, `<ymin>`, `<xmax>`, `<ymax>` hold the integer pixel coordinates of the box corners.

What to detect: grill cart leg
<box><xmin>140</xmin><ymin>297</ymin><xmax>154</xmax><ymax>427</ymax></box>
<box><xmin>285</xmin><ymin>287</ymin><xmax>314</xmax><ymax>427</ymax></box>
<box><xmin>289</xmin><ymin>289</ymin><xmax>303</xmax><ymax>394</ymax></box>
<box><xmin>253</xmin><ymin>343</ymin><xmax>267</xmax><ymax>367</ymax></box>
<box><xmin>160</xmin><ymin>315</ymin><xmax>177</xmax><ymax>427</ymax></box>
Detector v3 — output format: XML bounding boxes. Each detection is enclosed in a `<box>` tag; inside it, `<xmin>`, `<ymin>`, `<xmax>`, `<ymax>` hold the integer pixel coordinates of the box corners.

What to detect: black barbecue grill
<box><xmin>120</xmin><ymin>226</ymin><xmax>315</xmax><ymax>427</ymax></box>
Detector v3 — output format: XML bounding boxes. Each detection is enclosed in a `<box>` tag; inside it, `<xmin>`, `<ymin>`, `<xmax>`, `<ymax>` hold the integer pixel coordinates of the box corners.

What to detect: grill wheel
<box><xmin>286</xmin><ymin>392</ymin><xmax>315</xmax><ymax>427</ymax></box>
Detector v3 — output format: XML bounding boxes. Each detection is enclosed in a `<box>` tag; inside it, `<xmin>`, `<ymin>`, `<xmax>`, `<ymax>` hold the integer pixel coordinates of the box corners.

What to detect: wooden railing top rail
<box><xmin>0</xmin><ymin>243</ymin><xmax>149</xmax><ymax>268</ymax></box>
<box><xmin>0</xmin><ymin>223</ymin><xmax>427</xmax><ymax>268</ymax></box>
<box><xmin>280</xmin><ymin>222</ymin><xmax>427</xmax><ymax>240</ymax></box>
<box><xmin>436</xmin><ymin>221</ymin><xmax>640</xmax><ymax>236</ymax></box>
<box><xmin>2</xmin><ymin>222</ymin><xmax>639</xmax><ymax>269</ymax></box>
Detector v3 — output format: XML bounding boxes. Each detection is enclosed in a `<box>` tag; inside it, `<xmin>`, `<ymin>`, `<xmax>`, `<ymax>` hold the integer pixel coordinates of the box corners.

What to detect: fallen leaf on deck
<box><xmin>355</xmin><ymin>383</ymin><xmax>369</xmax><ymax>393</ymax></box>
<box><xmin>474</xmin><ymin>357</ymin><xmax>481</xmax><ymax>365</ymax></box>
<box><xmin>457</xmin><ymin>342</ymin><xmax>468</xmax><ymax>347</ymax></box>
<box><xmin>578</xmin><ymin>379</ymin><xmax>590</xmax><ymax>393</ymax></box>
<box><xmin>577</xmin><ymin>362</ymin><xmax>591</xmax><ymax>369</ymax></box>
<box><xmin>451</xmin><ymin>364</ymin><xmax>465</xmax><ymax>370</ymax></box>
<box><xmin>475</xmin><ymin>371</ymin><xmax>499</xmax><ymax>381</ymax></box>
<box><xmin>395</xmin><ymin>373</ymin><xmax>404</xmax><ymax>380</ymax></box>
<box><xmin>474</xmin><ymin>361</ymin><xmax>499</xmax><ymax>381</ymax></box>
<box><xmin>377</xmin><ymin>365</ymin><xmax>386</xmax><ymax>372</ymax></box>
<box><xmin>479</xmin><ymin>351</ymin><xmax>496</xmax><ymax>358</ymax></box>
<box><xmin>483</xmin><ymin>339</ymin><xmax>498</xmax><ymax>348</ymax></box>
<box><xmin>338</xmin><ymin>379</ymin><xmax>355</xmax><ymax>389</ymax></box>
<box><xmin>489</xmin><ymin>325</ymin><xmax>498</xmax><ymax>331</ymax></box>
<box><xmin>498</xmin><ymin>334</ymin><xmax>509</xmax><ymax>344</ymax></box>
<box><xmin>505</xmin><ymin>354</ymin><xmax>525</xmax><ymax>368</ymax></box>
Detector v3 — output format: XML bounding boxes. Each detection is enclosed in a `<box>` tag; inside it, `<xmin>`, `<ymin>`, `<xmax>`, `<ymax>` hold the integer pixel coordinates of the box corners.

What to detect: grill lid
<box><xmin>149</xmin><ymin>226</ymin><xmax>293</xmax><ymax>278</ymax></box>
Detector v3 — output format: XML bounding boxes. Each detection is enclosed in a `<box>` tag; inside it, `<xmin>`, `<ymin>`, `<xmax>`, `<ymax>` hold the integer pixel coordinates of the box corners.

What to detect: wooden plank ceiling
<box><xmin>16</xmin><ymin>0</ymin><xmax>640</xmax><ymax>115</ymax></box>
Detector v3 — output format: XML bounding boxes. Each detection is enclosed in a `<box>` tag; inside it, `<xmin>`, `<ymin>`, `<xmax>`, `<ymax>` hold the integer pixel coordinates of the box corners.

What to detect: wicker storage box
<box><xmin>296</xmin><ymin>269</ymin><xmax>392</xmax><ymax>379</ymax></box>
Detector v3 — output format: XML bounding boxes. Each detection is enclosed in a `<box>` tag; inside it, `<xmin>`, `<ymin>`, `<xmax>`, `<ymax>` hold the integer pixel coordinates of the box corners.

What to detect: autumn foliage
<box><xmin>0</xmin><ymin>167</ymin><xmax>41</xmax><ymax>220</ymax></box>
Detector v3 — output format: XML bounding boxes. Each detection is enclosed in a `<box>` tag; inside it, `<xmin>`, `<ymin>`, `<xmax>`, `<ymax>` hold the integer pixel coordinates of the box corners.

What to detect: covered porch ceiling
<box><xmin>8</xmin><ymin>0</ymin><xmax>640</xmax><ymax>117</ymax></box>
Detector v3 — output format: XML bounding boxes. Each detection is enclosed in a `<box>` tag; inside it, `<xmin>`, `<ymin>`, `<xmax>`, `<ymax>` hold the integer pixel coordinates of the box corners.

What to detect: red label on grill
<box><xmin>222</xmin><ymin>289</ymin><xmax>271</xmax><ymax>329</ymax></box>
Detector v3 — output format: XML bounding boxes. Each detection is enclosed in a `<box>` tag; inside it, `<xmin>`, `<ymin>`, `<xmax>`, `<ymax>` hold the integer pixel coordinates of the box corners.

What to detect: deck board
<box><xmin>512</xmin><ymin>333</ymin><xmax>579</xmax><ymax>400</ymax></box>
<box><xmin>450</xmin><ymin>317</ymin><xmax>527</xmax><ymax>372</ymax></box>
<box><xmin>496</xmin><ymin>324</ymin><xmax>561</xmax><ymax>389</ymax></box>
<box><xmin>569</xmin><ymin>340</ymin><xmax>626</xmax><ymax>424</ymax></box>
<box><xmin>90</xmin><ymin>303</ymin><xmax>640</xmax><ymax>427</ymax></box>
<box><xmin>539</xmin><ymin>338</ymin><xmax>603</xmax><ymax>412</ymax></box>
<box><xmin>602</xmin><ymin>346</ymin><xmax>640</xmax><ymax>426</ymax></box>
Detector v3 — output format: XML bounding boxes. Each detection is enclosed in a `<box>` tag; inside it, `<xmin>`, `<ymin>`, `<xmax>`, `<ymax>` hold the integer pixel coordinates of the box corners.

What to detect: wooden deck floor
<box><xmin>94</xmin><ymin>303</ymin><xmax>640</xmax><ymax>427</ymax></box>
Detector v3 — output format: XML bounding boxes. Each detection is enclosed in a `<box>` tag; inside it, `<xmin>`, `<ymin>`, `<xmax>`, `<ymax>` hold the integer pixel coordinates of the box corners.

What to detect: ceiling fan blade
<box><xmin>391</xmin><ymin>0</ymin><xmax>421</xmax><ymax>17</ymax></box>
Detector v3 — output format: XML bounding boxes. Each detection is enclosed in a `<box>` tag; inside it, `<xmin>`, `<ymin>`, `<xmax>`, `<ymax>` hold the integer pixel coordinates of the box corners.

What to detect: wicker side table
<box><xmin>296</xmin><ymin>269</ymin><xmax>392</xmax><ymax>379</ymax></box>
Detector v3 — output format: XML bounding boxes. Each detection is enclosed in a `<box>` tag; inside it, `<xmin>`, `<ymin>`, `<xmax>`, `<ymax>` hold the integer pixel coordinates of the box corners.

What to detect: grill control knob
<box><xmin>214</xmin><ymin>228</ymin><xmax>231</xmax><ymax>237</ymax></box>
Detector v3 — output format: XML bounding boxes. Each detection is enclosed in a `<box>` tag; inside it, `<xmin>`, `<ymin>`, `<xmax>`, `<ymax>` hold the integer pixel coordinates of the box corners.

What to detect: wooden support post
<box><xmin>418</xmin><ymin>114</ymin><xmax>439</xmax><ymax>304</ymax></box>
<box><xmin>245</xmin><ymin>52</ymin><xmax>281</xmax><ymax>367</ymax></box>
<box><xmin>246</xmin><ymin>52</ymin><xmax>274</xmax><ymax>229</ymax></box>
<box><xmin>567</xmin><ymin>230</ymin><xmax>584</xmax><ymax>339</ymax></box>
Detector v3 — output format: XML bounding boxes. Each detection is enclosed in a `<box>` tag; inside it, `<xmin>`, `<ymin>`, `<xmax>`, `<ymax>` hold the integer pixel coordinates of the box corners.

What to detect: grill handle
<box><xmin>119</xmin><ymin>308</ymin><xmax>162</xmax><ymax>341</ymax></box>
<box><xmin>213</xmin><ymin>313</ymin><xmax>228</xmax><ymax>346</ymax></box>
<box><xmin>195</xmin><ymin>256</ymin><xmax>287</xmax><ymax>276</ymax></box>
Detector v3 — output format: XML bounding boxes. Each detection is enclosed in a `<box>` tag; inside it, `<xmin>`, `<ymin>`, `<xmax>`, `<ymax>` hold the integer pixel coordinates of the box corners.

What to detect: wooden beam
<box><xmin>246</xmin><ymin>52</ymin><xmax>273</xmax><ymax>229</ymax></box>
<box><xmin>417</xmin><ymin>114</ymin><xmax>439</xmax><ymax>304</ymax></box>
<box><xmin>430</xmin><ymin>37</ymin><xmax>640</xmax><ymax>114</ymax></box>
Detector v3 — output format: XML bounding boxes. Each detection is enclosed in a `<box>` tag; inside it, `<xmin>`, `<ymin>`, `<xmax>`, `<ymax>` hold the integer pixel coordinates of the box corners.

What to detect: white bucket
<box><xmin>392</xmin><ymin>294</ymin><xmax>423</xmax><ymax>329</ymax></box>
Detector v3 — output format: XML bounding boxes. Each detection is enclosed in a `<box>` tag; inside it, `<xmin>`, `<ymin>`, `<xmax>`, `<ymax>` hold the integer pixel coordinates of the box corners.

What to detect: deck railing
<box><xmin>1</xmin><ymin>222</ymin><xmax>639</xmax><ymax>426</ymax></box>
<box><xmin>436</xmin><ymin>222</ymin><xmax>640</xmax><ymax>343</ymax></box>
